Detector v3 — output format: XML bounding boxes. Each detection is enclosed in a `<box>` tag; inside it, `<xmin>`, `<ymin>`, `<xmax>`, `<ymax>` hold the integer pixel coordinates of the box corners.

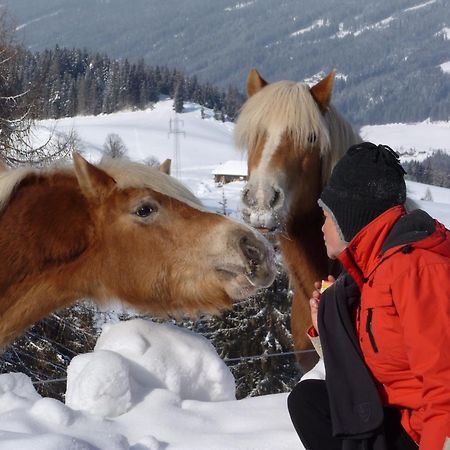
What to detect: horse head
<box><xmin>236</xmin><ymin>68</ymin><xmax>357</xmax><ymax>235</ymax></box>
<box><xmin>0</xmin><ymin>155</ymin><xmax>276</xmax><ymax>345</ymax></box>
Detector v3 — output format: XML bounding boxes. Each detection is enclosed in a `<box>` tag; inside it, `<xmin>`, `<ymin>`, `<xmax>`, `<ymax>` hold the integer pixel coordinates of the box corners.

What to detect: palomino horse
<box><xmin>235</xmin><ymin>69</ymin><xmax>361</xmax><ymax>372</ymax></box>
<box><xmin>0</xmin><ymin>154</ymin><xmax>275</xmax><ymax>348</ymax></box>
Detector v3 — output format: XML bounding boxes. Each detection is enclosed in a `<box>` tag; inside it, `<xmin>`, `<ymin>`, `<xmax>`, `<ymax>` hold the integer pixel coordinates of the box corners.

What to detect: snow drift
<box><xmin>0</xmin><ymin>320</ymin><xmax>300</xmax><ymax>450</ymax></box>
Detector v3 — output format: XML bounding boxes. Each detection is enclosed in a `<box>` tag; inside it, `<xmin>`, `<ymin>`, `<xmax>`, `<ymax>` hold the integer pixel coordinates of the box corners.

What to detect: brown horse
<box><xmin>235</xmin><ymin>69</ymin><xmax>361</xmax><ymax>372</ymax></box>
<box><xmin>0</xmin><ymin>154</ymin><xmax>275</xmax><ymax>348</ymax></box>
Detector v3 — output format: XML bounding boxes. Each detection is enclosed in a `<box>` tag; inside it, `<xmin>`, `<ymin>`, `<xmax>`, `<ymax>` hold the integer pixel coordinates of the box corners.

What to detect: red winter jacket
<box><xmin>338</xmin><ymin>205</ymin><xmax>450</xmax><ymax>450</ymax></box>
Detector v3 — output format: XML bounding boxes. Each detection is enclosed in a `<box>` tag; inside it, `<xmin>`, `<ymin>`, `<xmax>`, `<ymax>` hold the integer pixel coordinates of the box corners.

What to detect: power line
<box><xmin>223</xmin><ymin>349</ymin><xmax>316</xmax><ymax>363</ymax></box>
<box><xmin>30</xmin><ymin>349</ymin><xmax>318</xmax><ymax>386</ymax></box>
<box><xmin>33</xmin><ymin>377</ymin><xmax>68</xmax><ymax>386</ymax></box>
<box><xmin>168</xmin><ymin>115</ymin><xmax>185</xmax><ymax>177</ymax></box>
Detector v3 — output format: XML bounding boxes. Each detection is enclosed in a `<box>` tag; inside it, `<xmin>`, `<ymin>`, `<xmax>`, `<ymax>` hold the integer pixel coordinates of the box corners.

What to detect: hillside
<box><xmin>3</xmin><ymin>0</ymin><xmax>450</xmax><ymax>124</ymax></box>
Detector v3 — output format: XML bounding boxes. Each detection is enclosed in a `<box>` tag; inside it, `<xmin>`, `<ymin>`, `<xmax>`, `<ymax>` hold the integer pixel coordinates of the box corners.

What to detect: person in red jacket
<box><xmin>287</xmin><ymin>142</ymin><xmax>450</xmax><ymax>450</ymax></box>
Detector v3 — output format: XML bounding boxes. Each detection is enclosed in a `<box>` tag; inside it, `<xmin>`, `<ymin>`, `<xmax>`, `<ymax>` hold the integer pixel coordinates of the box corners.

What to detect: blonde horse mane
<box><xmin>234</xmin><ymin>80</ymin><xmax>361</xmax><ymax>186</ymax></box>
<box><xmin>0</xmin><ymin>158</ymin><xmax>204</xmax><ymax>214</ymax></box>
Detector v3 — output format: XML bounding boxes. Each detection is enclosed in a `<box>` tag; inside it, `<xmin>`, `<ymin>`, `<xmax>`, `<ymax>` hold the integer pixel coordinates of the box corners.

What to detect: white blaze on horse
<box><xmin>235</xmin><ymin>68</ymin><xmax>361</xmax><ymax>372</ymax></box>
<box><xmin>0</xmin><ymin>154</ymin><xmax>275</xmax><ymax>348</ymax></box>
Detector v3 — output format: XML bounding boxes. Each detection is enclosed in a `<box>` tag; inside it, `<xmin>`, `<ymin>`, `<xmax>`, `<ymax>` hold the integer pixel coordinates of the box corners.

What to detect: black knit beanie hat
<box><xmin>319</xmin><ymin>142</ymin><xmax>407</xmax><ymax>242</ymax></box>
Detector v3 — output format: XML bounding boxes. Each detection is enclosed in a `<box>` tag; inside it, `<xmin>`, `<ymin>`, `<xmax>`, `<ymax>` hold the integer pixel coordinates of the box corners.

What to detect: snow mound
<box><xmin>66</xmin><ymin>350</ymin><xmax>132</xmax><ymax>417</ymax></box>
<box><xmin>0</xmin><ymin>374</ymin><xmax>128</xmax><ymax>450</ymax></box>
<box><xmin>65</xmin><ymin>320</ymin><xmax>235</xmax><ymax>417</ymax></box>
<box><xmin>0</xmin><ymin>373</ymin><xmax>41</xmax><ymax>414</ymax></box>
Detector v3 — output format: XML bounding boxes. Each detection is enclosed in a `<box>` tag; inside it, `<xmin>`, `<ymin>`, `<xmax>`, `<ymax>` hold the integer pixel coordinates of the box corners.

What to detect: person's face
<box><xmin>321</xmin><ymin>209</ymin><xmax>347</xmax><ymax>259</ymax></box>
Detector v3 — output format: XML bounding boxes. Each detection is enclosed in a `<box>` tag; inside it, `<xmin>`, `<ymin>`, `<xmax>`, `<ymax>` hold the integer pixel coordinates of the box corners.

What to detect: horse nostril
<box><xmin>270</xmin><ymin>187</ymin><xmax>283</xmax><ymax>209</ymax></box>
<box><xmin>239</xmin><ymin>235</ymin><xmax>263</xmax><ymax>270</ymax></box>
<box><xmin>242</xmin><ymin>187</ymin><xmax>252</xmax><ymax>207</ymax></box>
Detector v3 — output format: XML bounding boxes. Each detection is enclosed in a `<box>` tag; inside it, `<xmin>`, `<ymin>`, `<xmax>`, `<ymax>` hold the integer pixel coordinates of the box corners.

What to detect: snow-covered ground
<box><xmin>37</xmin><ymin>101</ymin><xmax>245</xmax><ymax>217</ymax></box>
<box><xmin>361</xmin><ymin>120</ymin><xmax>450</xmax><ymax>161</ymax></box>
<box><xmin>0</xmin><ymin>320</ymin><xmax>298</xmax><ymax>450</ymax></box>
<box><xmin>1</xmin><ymin>100</ymin><xmax>449</xmax><ymax>449</ymax></box>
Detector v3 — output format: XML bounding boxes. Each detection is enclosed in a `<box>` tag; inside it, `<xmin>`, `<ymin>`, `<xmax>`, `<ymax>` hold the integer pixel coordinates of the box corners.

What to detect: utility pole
<box><xmin>168</xmin><ymin>115</ymin><xmax>185</xmax><ymax>178</ymax></box>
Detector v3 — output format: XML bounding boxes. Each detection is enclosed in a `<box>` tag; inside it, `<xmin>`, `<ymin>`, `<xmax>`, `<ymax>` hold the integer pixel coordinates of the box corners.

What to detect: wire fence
<box><xmin>30</xmin><ymin>348</ymin><xmax>316</xmax><ymax>386</ymax></box>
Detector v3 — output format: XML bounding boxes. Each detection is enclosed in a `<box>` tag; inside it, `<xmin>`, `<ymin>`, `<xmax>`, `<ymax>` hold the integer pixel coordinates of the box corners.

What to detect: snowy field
<box><xmin>0</xmin><ymin>100</ymin><xmax>449</xmax><ymax>450</ymax></box>
<box><xmin>361</xmin><ymin>120</ymin><xmax>450</xmax><ymax>161</ymax></box>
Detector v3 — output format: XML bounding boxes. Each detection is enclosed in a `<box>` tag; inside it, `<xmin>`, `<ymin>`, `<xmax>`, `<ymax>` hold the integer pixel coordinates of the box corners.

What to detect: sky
<box><xmin>0</xmin><ymin>100</ymin><xmax>449</xmax><ymax>449</ymax></box>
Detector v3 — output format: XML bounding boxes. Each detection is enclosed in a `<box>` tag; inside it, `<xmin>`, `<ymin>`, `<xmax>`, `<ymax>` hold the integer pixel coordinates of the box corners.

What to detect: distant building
<box><xmin>212</xmin><ymin>160</ymin><xmax>248</xmax><ymax>184</ymax></box>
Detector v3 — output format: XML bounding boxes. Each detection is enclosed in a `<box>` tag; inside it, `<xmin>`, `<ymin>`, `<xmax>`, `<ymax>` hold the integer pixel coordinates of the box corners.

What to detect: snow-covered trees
<box><xmin>0</xmin><ymin>304</ymin><xmax>99</xmax><ymax>399</ymax></box>
<box><xmin>0</xmin><ymin>16</ymin><xmax>74</xmax><ymax>166</ymax></box>
<box><xmin>10</xmin><ymin>46</ymin><xmax>244</xmax><ymax>122</ymax></box>
<box><xmin>404</xmin><ymin>150</ymin><xmax>450</xmax><ymax>188</ymax></box>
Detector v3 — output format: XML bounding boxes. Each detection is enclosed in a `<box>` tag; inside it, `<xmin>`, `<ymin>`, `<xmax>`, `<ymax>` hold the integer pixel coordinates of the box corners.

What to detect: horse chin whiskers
<box><xmin>244</xmin><ymin>273</ymin><xmax>257</xmax><ymax>287</ymax></box>
<box><xmin>277</xmin><ymin>227</ymin><xmax>292</xmax><ymax>241</ymax></box>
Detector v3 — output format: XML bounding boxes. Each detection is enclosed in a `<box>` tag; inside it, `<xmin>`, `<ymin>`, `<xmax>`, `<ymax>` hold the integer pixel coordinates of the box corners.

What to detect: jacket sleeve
<box><xmin>307</xmin><ymin>326</ymin><xmax>323</xmax><ymax>359</ymax></box>
<box><xmin>391</xmin><ymin>261</ymin><xmax>450</xmax><ymax>450</ymax></box>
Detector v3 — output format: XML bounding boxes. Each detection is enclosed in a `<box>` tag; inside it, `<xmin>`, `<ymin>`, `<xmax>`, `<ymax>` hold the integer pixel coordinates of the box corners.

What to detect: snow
<box><xmin>1</xmin><ymin>99</ymin><xmax>449</xmax><ymax>449</ymax></box>
<box><xmin>331</xmin><ymin>1</ymin><xmax>438</xmax><ymax>40</ymax></box>
<box><xmin>37</xmin><ymin>100</ymin><xmax>245</xmax><ymax>217</ymax></box>
<box><xmin>332</xmin><ymin>16</ymin><xmax>395</xmax><ymax>39</ymax></box>
<box><xmin>290</xmin><ymin>19</ymin><xmax>328</xmax><ymax>37</ymax></box>
<box><xmin>304</xmin><ymin>71</ymin><xmax>348</xmax><ymax>85</ymax></box>
<box><xmin>15</xmin><ymin>11</ymin><xmax>61</xmax><ymax>31</ymax></box>
<box><xmin>404</xmin><ymin>0</ymin><xmax>436</xmax><ymax>12</ymax></box>
<box><xmin>224</xmin><ymin>1</ymin><xmax>256</xmax><ymax>12</ymax></box>
<box><xmin>361</xmin><ymin>121</ymin><xmax>450</xmax><ymax>161</ymax></box>
<box><xmin>440</xmin><ymin>61</ymin><xmax>450</xmax><ymax>74</ymax></box>
<box><xmin>212</xmin><ymin>160</ymin><xmax>247</xmax><ymax>176</ymax></box>
<box><xmin>353</xmin><ymin>16</ymin><xmax>395</xmax><ymax>37</ymax></box>
<box><xmin>441</xmin><ymin>27</ymin><xmax>450</xmax><ymax>40</ymax></box>
<box><xmin>0</xmin><ymin>320</ymin><xmax>299</xmax><ymax>450</ymax></box>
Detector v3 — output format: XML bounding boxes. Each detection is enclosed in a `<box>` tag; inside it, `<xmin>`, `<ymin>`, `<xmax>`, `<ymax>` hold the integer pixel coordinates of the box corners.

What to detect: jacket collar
<box><xmin>338</xmin><ymin>205</ymin><xmax>446</xmax><ymax>288</ymax></box>
<box><xmin>338</xmin><ymin>205</ymin><xmax>406</xmax><ymax>287</ymax></box>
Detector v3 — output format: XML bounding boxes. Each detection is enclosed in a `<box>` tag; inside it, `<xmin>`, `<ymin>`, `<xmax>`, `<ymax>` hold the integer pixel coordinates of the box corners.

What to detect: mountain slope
<box><xmin>4</xmin><ymin>0</ymin><xmax>450</xmax><ymax>124</ymax></box>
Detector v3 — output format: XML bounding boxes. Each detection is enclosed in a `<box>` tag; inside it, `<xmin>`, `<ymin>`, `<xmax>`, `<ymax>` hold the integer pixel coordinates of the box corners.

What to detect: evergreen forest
<box><xmin>14</xmin><ymin>47</ymin><xmax>245</xmax><ymax>122</ymax></box>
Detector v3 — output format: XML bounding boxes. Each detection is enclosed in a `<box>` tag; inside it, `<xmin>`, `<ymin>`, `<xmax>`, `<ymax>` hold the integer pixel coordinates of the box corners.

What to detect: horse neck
<box><xmin>280</xmin><ymin>205</ymin><xmax>329</xmax><ymax>298</ymax></box>
<box><xmin>0</xmin><ymin>273</ymin><xmax>84</xmax><ymax>348</ymax></box>
<box><xmin>322</xmin><ymin>108</ymin><xmax>362</xmax><ymax>182</ymax></box>
<box><xmin>0</xmin><ymin>173</ymin><xmax>100</xmax><ymax>347</ymax></box>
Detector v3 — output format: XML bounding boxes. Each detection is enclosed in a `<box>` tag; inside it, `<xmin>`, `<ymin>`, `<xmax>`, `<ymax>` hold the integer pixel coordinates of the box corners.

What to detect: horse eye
<box><xmin>135</xmin><ymin>203</ymin><xmax>157</xmax><ymax>218</ymax></box>
<box><xmin>308</xmin><ymin>132</ymin><xmax>317</xmax><ymax>144</ymax></box>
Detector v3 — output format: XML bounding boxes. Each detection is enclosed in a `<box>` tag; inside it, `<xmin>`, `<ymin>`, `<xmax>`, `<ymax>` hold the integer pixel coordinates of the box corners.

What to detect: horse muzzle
<box><xmin>241</xmin><ymin>205</ymin><xmax>285</xmax><ymax>235</ymax></box>
<box><xmin>215</xmin><ymin>229</ymin><xmax>276</xmax><ymax>299</ymax></box>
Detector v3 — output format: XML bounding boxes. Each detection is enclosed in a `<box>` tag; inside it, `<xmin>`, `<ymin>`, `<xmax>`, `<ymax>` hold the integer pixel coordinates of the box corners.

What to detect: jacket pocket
<box><xmin>362</xmin><ymin>287</ymin><xmax>393</xmax><ymax>354</ymax></box>
<box><xmin>366</xmin><ymin>308</ymin><xmax>379</xmax><ymax>353</ymax></box>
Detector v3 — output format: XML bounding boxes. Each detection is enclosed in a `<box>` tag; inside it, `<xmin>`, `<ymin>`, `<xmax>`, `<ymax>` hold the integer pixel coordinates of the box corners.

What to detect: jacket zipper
<box><xmin>366</xmin><ymin>308</ymin><xmax>379</xmax><ymax>353</ymax></box>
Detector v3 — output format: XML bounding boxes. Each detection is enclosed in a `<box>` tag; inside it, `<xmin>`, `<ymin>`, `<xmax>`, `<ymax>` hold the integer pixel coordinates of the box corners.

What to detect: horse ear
<box><xmin>159</xmin><ymin>158</ymin><xmax>171</xmax><ymax>175</ymax></box>
<box><xmin>73</xmin><ymin>152</ymin><xmax>116</xmax><ymax>200</ymax></box>
<box><xmin>310</xmin><ymin>70</ymin><xmax>336</xmax><ymax>112</ymax></box>
<box><xmin>247</xmin><ymin>68</ymin><xmax>268</xmax><ymax>97</ymax></box>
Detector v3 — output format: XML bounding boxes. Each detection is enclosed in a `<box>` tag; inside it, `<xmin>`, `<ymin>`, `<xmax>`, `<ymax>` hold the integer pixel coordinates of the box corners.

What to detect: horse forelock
<box><xmin>0</xmin><ymin>159</ymin><xmax>205</xmax><ymax>214</ymax></box>
<box><xmin>235</xmin><ymin>80</ymin><xmax>361</xmax><ymax>187</ymax></box>
<box><xmin>235</xmin><ymin>81</ymin><xmax>330</xmax><ymax>154</ymax></box>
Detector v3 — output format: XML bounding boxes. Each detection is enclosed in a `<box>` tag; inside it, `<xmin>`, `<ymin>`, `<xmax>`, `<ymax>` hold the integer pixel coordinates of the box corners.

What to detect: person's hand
<box><xmin>309</xmin><ymin>275</ymin><xmax>336</xmax><ymax>333</ymax></box>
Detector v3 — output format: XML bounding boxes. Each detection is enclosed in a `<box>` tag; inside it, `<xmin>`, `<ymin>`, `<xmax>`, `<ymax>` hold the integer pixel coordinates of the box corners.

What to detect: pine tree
<box><xmin>0</xmin><ymin>303</ymin><xmax>99</xmax><ymax>400</ymax></box>
<box><xmin>185</xmin><ymin>258</ymin><xmax>300</xmax><ymax>399</ymax></box>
